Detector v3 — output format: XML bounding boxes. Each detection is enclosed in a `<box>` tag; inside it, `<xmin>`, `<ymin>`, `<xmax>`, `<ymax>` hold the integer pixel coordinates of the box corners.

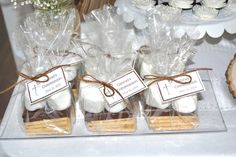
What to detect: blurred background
<box><xmin>0</xmin><ymin>8</ymin><xmax>17</xmax><ymax>123</ymax></box>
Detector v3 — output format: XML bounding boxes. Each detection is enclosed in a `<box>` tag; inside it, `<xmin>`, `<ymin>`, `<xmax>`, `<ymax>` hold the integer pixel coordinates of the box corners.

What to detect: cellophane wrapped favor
<box><xmin>11</xmin><ymin>0</ymin><xmax>81</xmax><ymax>35</ymax></box>
<box><xmin>13</xmin><ymin>11</ymin><xmax>85</xmax><ymax>136</ymax></box>
<box><xmin>136</xmin><ymin>4</ymin><xmax>182</xmax><ymax>72</ymax></box>
<box><xmin>79</xmin><ymin>5</ymin><xmax>139</xmax><ymax>133</ymax></box>
<box><xmin>139</xmin><ymin>12</ymin><xmax>198</xmax><ymax>131</ymax></box>
<box><xmin>17</xmin><ymin>8</ymin><xmax>79</xmax><ymax>51</ymax></box>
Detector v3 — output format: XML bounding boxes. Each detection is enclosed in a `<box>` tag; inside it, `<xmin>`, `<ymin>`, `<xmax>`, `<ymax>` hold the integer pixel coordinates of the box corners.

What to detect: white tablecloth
<box><xmin>1</xmin><ymin>34</ymin><xmax>236</xmax><ymax>156</ymax></box>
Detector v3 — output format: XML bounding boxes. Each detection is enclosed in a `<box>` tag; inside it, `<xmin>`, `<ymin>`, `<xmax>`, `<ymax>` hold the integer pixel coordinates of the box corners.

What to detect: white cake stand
<box><xmin>115</xmin><ymin>0</ymin><xmax>236</xmax><ymax>39</ymax></box>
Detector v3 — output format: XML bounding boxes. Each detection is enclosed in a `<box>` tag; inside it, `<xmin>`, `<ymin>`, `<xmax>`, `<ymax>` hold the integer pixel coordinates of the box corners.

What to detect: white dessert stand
<box><xmin>115</xmin><ymin>0</ymin><xmax>236</xmax><ymax>39</ymax></box>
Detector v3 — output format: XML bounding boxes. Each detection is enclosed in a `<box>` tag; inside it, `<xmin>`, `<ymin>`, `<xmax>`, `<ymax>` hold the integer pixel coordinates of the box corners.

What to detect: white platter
<box><xmin>115</xmin><ymin>0</ymin><xmax>236</xmax><ymax>39</ymax></box>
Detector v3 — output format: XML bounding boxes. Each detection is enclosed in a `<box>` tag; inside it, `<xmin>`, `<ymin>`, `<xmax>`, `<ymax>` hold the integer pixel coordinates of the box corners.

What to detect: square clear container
<box><xmin>0</xmin><ymin>70</ymin><xmax>226</xmax><ymax>139</ymax></box>
<box><xmin>141</xmin><ymin>70</ymin><xmax>226</xmax><ymax>133</ymax></box>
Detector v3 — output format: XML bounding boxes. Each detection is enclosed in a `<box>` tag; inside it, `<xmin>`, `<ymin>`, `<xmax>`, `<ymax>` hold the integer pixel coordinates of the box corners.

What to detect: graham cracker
<box><xmin>25</xmin><ymin>117</ymin><xmax>72</xmax><ymax>136</ymax></box>
<box><xmin>147</xmin><ymin>116</ymin><xmax>198</xmax><ymax>131</ymax></box>
<box><xmin>87</xmin><ymin>118</ymin><xmax>136</xmax><ymax>133</ymax></box>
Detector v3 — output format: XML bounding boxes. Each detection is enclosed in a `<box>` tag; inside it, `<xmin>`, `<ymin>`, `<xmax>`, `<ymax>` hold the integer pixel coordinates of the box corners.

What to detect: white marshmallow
<box><xmin>47</xmin><ymin>88</ymin><xmax>72</xmax><ymax>111</ymax></box>
<box><xmin>140</xmin><ymin>60</ymin><xmax>154</xmax><ymax>78</ymax></box>
<box><xmin>24</xmin><ymin>90</ymin><xmax>46</xmax><ymax>111</ymax></box>
<box><xmin>104</xmin><ymin>102</ymin><xmax>126</xmax><ymax>113</ymax></box>
<box><xmin>132</xmin><ymin>0</ymin><xmax>156</xmax><ymax>10</ymax></box>
<box><xmin>202</xmin><ymin>0</ymin><xmax>226</xmax><ymax>8</ymax></box>
<box><xmin>169</xmin><ymin>0</ymin><xmax>194</xmax><ymax>9</ymax></box>
<box><xmin>193</xmin><ymin>5</ymin><xmax>219</xmax><ymax>20</ymax></box>
<box><xmin>140</xmin><ymin>58</ymin><xmax>170</xmax><ymax>109</ymax></box>
<box><xmin>226</xmin><ymin>2</ymin><xmax>236</xmax><ymax>10</ymax></box>
<box><xmin>144</xmin><ymin>84</ymin><xmax>171</xmax><ymax>109</ymax></box>
<box><xmin>172</xmin><ymin>95</ymin><xmax>197</xmax><ymax>113</ymax></box>
<box><xmin>63</xmin><ymin>66</ymin><xmax>77</xmax><ymax>81</ymax></box>
<box><xmin>79</xmin><ymin>80</ymin><xmax>105</xmax><ymax>113</ymax></box>
<box><xmin>62</xmin><ymin>56</ymin><xmax>81</xmax><ymax>81</ymax></box>
<box><xmin>154</xmin><ymin>5</ymin><xmax>182</xmax><ymax>21</ymax></box>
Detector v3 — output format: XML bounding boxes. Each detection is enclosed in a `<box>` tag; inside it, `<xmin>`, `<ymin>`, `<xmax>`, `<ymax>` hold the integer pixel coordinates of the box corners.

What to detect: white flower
<box><xmin>131</xmin><ymin>0</ymin><xmax>156</xmax><ymax>10</ymax></box>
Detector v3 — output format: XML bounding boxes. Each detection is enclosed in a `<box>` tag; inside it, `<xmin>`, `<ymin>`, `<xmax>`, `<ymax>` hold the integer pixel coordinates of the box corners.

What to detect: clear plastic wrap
<box><xmin>82</xmin><ymin>5</ymin><xmax>135</xmax><ymax>54</ymax></box>
<box><xmin>0</xmin><ymin>1</ymin><xmax>227</xmax><ymax>139</ymax></box>
<box><xmin>136</xmin><ymin>5</ymin><xmax>182</xmax><ymax>72</ymax></box>
<box><xmin>13</xmin><ymin>11</ymin><xmax>84</xmax><ymax>136</ymax></box>
<box><xmin>139</xmin><ymin>12</ymin><xmax>200</xmax><ymax>131</ymax></box>
<box><xmin>15</xmin><ymin>8</ymin><xmax>79</xmax><ymax>51</ymax></box>
<box><xmin>20</xmin><ymin>53</ymin><xmax>80</xmax><ymax>136</ymax></box>
<box><xmin>79</xmin><ymin>6</ymin><xmax>139</xmax><ymax>133</ymax></box>
<box><xmin>79</xmin><ymin>53</ymin><xmax>138</xmax><ymax>133</ymax></box>
<box><xmin>11</xmin><ymin>0</ymin><xmax>81</xmax><ymax>44</ymax></box>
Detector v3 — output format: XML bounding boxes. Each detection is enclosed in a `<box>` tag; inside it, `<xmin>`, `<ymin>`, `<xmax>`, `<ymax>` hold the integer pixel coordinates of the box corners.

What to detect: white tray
<box><xmin>115</xmin><ymin>0</ymin><xmax>236</xmax><ymax>39</ymax></box>
<box><xmin>0</xmin><ymin>71</ymin><xmax>226</xmax><ymax>139</ymax></box>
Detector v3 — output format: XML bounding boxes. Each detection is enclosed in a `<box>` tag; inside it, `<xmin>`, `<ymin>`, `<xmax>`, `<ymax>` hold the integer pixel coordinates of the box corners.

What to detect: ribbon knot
<box><xmin>18</xmin><ymin>64</ymin><xmax>71</xmax><ymax>83</ymax></box>
<box><xmin>144</xmin><ymin>74</ymin><xmax>192</xmax><ymax>86</ymax></box>
<box><xmin>0</xmin><ymin>64</ymin><xmax>71</xmax><ymax>95</ymax></box>
<box><xmin>17</xmin><ymin>72</ymin><xmax>50</xmax><ymax>83</ymax></box>
<box><xmin>79</xmin><ymin>74</ymin><xmax>128</xmax><ymax>107</ymax></box>
<box><xmin>144</xmin><ymin>68</ymin><xmax>212</xmax><ymax>86</ymax></box>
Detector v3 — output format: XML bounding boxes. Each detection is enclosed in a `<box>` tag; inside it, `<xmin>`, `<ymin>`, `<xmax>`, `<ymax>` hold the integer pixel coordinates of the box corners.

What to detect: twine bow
<box><xmin>144</xmin><ymin>68</ymin><xmax>212</xmax><ymax>128</ymax></box>
<box><xmin>79</xmin><ymin>74</ymin><xmax>128</xmax><ymax>107</ymax></box>
<box><xmin>0</xmin><ymin>64</ymin><xmax>71</xmax><ymax>95</ymax></box>
<box><xmin>144</xmin><ymin>68</ymin><xmax>212</xmax><ymax>86</ymax></box>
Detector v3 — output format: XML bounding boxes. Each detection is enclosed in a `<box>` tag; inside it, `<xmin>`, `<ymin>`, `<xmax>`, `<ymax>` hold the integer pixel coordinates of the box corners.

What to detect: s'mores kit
<box><xmin>2</xmin><ymin>1</ymin><xmax>226</xmax><ymax>139</ymax></box>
